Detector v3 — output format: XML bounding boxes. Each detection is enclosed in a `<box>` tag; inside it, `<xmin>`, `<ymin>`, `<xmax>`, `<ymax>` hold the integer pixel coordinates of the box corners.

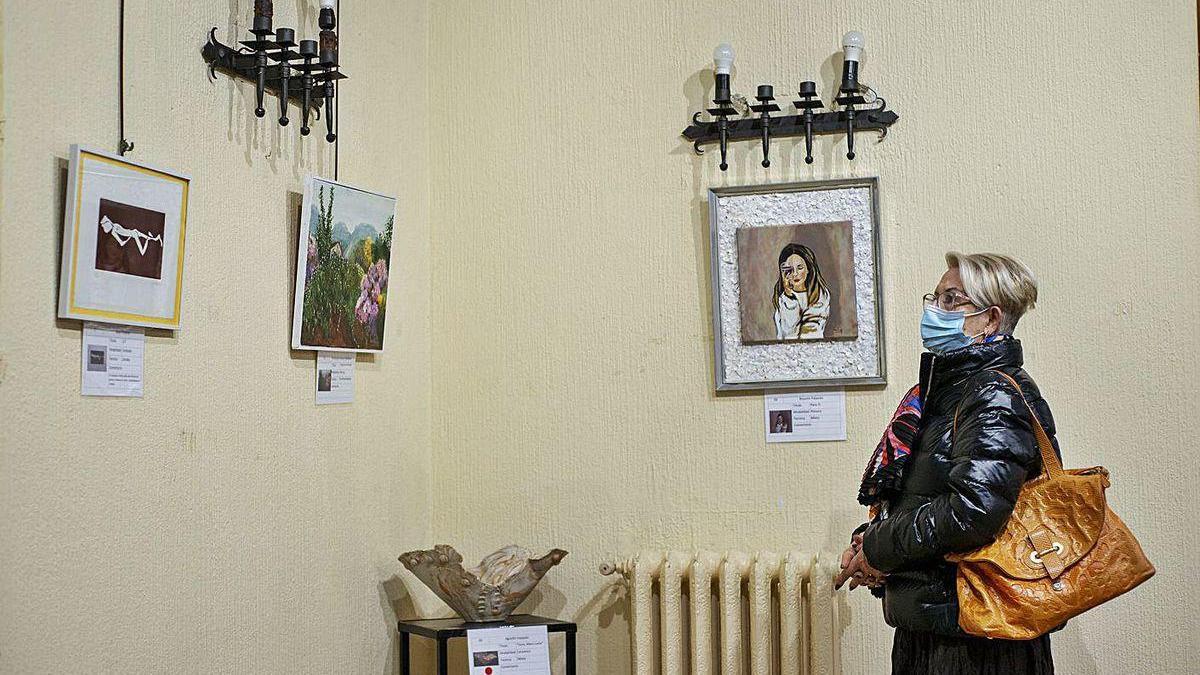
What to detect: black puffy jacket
<box><xmin>857</xmin><ymin>338</ymin><xmax>1067</xmax><ymax>637</ymax></box>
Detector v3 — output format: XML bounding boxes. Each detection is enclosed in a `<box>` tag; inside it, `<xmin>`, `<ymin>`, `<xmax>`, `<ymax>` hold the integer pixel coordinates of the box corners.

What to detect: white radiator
<box><xmin>599</xmin><ymin>550</ymin><xmax>842</xmax><ymax>675</ymax></box>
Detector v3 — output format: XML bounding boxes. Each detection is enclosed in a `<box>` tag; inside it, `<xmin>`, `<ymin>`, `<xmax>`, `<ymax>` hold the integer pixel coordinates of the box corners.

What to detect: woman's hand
<box><xmin>839</xmin><ymin>531</ymin><xmax>864</xmax><ymax>571</ymax></box>
<box><xmin>835</xmin><ymin>544</ymin><xmax>887</xmax><ymax>591</ymax></box>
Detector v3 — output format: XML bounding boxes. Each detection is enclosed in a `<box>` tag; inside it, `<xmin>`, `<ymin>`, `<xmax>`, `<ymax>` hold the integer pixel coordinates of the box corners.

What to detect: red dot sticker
<box><xmin>485</xmin><ymin>669</ymin><xmax>493</xmax><ymax>675</ymax></box>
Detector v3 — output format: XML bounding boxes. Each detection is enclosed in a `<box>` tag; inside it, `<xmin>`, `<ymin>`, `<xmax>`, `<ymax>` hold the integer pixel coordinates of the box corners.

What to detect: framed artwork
<box><xmin>291</xmin><ymin>176</ymin><xmax>396</xmax><ymax>352</ymax></box>
<box><xmin>709</xmin><ymin>178</ymin><xmax>886</xmax><ymax>390</ymax></box>
<box><xmin>57</xmin><ymin>145</ymin><xmax>191</xmax><ymax>329</ymax></box>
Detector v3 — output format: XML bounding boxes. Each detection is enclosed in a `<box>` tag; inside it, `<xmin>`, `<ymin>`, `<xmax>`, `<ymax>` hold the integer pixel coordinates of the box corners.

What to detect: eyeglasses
<box><xmin>922</xmin><ymin>290</ymin><xmax>977</xmax><ymax>311</ymax></box>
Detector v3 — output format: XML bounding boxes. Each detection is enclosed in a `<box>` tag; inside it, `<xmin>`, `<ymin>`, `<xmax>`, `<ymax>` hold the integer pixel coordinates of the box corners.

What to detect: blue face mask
<box><xmin>921</xmin><ymin>304</ymin><xmax>989</xmax><ymax>354</ymax></box>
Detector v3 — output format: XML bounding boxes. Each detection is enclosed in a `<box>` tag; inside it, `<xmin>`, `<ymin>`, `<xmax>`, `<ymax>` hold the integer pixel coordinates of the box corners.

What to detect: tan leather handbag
<box><xmin>944</xmin><ymin>371</ymin><xmax>1155</xmax><ymax>639</ymax></box>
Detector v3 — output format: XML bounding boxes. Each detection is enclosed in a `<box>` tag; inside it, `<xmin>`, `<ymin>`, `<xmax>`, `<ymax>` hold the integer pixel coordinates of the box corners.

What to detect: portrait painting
<box><xmin>735</xmin><ymin>221</ymin><xmax>859</xmax><ymax>344</ymax></box>
<box><xmin>709</xmin><ymin>178</ymin><xmax>886</xmax><ymax>390</ymax></box>
<box><xmin>291</xmin><ymin>176</ymin><xmax>397</xmax><ymax>352</ymax></box>
<box><xmin>58</xmin><ymin>146</ymin><xmax>190</xmax><ymax>330</ymax></box>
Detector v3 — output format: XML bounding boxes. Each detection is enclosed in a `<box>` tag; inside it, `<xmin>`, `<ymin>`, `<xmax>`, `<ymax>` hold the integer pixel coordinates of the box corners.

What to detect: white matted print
<box><xmin>57</xmin><ymin>146</ymin><xmax>190</xmax><ymax>329</ymax></box>
<box><xmin>710</xmin><ymin>178</ymin><xmax>886</xmax><ymax>390</ymax></box>
<box><xmin>291</xmin><ymin>176</ymin><xmax>396</xmax><ymax>352</ymax></box>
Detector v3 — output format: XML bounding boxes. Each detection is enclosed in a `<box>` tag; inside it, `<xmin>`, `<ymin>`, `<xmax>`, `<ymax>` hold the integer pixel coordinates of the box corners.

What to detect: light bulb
<box><xmin>320</xmin><ymin>0</ymin><xmax>335</xmax><ymax>8</ymax></box>
<box><xmin>842</xmin><ymin>31</ymin><xmax>865</xmax><ymax>63</ymax></box>
<box><xmin>713</xmin><ymin>42</ymin><xmax>735</xmax><ymax>75</ymax></box>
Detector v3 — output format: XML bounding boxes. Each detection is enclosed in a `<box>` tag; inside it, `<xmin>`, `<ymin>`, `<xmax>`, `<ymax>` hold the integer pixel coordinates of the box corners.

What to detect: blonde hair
<box><xmin>945</xmin><ymin>252</ymin><xmax>1038</xmax><ymax>334</ymax></box>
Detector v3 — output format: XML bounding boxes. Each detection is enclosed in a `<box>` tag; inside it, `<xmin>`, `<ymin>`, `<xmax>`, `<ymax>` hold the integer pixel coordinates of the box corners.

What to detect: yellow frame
<box><xmin>63</xmin><ymin>148</ymin><xmax>190</xmax><ymax>328</ymax></box>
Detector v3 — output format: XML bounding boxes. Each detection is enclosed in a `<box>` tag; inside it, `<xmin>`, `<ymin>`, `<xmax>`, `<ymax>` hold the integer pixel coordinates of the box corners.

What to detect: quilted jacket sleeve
<box><xmin>861</xmin><ymin>374</ymin><xmax>1040</xmax><ymax>573</ymax></box>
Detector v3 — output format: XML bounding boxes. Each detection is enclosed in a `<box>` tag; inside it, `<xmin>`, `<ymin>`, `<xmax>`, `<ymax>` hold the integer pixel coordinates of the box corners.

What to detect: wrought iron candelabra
<box><xmin>202</xmin><ymin>0</ymin><xmax>347</xmax><ymax>142</ymax></box>
<box><xmin>684</xmin><ymin>32</ymin><xmax>899</xmax><ymax>170</ymax></box>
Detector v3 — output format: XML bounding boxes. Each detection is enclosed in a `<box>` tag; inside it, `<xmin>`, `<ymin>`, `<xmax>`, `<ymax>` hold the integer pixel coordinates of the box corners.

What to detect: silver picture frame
<box><xmin>709</xmin><ymin>177</ymin><xmax>887</xmax><ymax>391</ymax></box>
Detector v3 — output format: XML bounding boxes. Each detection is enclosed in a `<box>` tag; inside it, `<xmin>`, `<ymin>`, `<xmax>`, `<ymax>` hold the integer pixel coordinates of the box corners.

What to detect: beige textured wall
<box><xmin>5</xmin><ymin>1</ymin><xmax>1200</xmax><ymax>674</ymax></box>
<box><xmin>428</xmin><ymin>1</ymin><xmax>1200</xmax><ymax>674</ymax></box>
<box><xmin>0</xmin><ymin>1</ymin><xmax>433</xmax><ymax>673</ymax></box>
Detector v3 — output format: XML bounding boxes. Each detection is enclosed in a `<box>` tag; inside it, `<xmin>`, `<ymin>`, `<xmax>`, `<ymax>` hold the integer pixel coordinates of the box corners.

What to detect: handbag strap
<box><xmin>955</xmin><ymin>370</ymin><xmax>1071</xmax><ymax>578</ymax></box>
<box><xmin>953</xmin><ymin>369</ymin><xmax>1065</xmax><ymax>481</ymax></box>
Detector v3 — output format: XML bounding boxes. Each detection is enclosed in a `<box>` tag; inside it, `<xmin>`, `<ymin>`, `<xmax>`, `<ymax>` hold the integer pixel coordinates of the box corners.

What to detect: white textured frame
<box><xmin>710</xmin><ymin>178</ymin><xmax>887</xmax><ymax>391</ymax></box>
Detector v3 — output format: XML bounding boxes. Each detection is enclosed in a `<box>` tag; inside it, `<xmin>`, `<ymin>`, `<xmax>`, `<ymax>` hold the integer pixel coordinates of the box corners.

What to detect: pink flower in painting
<box><xmin>354</xmin><ymin>260</ymin><xmax>389</xmax><ymax>330</ymax></box>
<box><xmin>354</xmin><ymin>293</ymin><xmax>378</xmax><ymax>325</ymax></box>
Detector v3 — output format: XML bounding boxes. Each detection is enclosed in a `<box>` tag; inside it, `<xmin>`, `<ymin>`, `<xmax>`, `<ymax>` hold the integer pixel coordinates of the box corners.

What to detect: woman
<box><xmin>836</xmin><ymin>252</ymin><xmax>1062</xmax><ymax>675</ymax></box>
<box><xmin>772</xmin><ymin>243</ymin><xmax>831</xmax><ymax>340</ymax></box>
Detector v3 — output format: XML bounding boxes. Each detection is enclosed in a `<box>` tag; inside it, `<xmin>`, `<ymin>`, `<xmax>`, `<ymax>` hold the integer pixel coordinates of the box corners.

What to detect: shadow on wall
<box><xmin>520</xmin><ymin>581</ymin><xmax>570</xmax><ymax>671</ymax></box>
<box><xmin>381</xmin><ymin>575</ymin><xmax>438</xmax><ymax>675</ymax></box>
<box><xmin>221</xmin><ymin>0</ymin><xmax>327</xmax><ymax>177</ymax></box>
<box><xmin>574</xmin><ymin>580</ymin><xmax>629</xmax><ymax>671</ymax></box>
<box><xmin>524</xmin><ymin>580</ymin><xmax>569</xmax><ymax>621</ymax></box>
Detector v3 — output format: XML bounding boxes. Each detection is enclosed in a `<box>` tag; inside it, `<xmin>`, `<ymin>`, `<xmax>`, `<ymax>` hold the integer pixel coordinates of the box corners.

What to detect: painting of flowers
<box><xmin>291</xmin><ymin>177</ymin><xmax>397</xmax><ymax>352</ymax></box>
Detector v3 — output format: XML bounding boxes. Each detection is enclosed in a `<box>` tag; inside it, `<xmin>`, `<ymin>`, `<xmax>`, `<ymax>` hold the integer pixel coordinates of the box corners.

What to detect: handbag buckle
<box><xmin>1029</xmin><ymin>542</ymin><xmax>1064</xmax><ymax>565</ymax></box>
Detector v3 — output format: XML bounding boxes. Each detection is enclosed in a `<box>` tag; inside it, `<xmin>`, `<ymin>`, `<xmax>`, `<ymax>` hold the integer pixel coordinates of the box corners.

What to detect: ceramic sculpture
<box><xmin>399</xmin><ymin>544</ymin><xmax>568</xmax><ymax>622</ymax></box>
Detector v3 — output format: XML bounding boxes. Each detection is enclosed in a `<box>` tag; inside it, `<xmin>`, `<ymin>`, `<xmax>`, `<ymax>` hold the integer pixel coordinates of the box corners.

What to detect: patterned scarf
<box><xmin>857</xmin><ymin>335</ymin><xmax>1011</xmax><ymax>519</ymax></box>
<box><xmin>857</xmin><ymin>384</ymin><xmax>922</xmax><ymax>520</ymax></box>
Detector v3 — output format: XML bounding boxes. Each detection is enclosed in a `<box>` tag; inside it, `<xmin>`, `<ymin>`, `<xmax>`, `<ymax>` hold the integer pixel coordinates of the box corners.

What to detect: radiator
<box><xmin>599</xmin><ymin>550</ymin><xmax>841</xmax><ymax>675</ymax></box>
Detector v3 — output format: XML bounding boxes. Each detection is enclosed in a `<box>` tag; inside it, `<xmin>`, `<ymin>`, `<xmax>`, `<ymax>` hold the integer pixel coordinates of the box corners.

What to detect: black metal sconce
<box><xmin>794</xmin><ymin>80</ymin><xmax>822</xmax><ymax>165</ymax></box>
<box><xmin>709</xmin><ymin>43</ymin><xmax>737</xmax><ymax>171</ymax></box>
<box><xmin>684</xmin><ymin>32</ymin><xmax>898</xmax><ymax>170</ymax></box>
<box><xmin>751</xmin><ymin>85</ymin><xmax>779</xmax><ymax>168</ymax></box>
<box><xmin>202</xmin><ymin>0</ymin><xmax>347</xmax><ymax>143</ymax></box>
<box><xmin>836</xmin><ymin>31</ymin><xmax>866</xmax><ymax>160</ymax></box>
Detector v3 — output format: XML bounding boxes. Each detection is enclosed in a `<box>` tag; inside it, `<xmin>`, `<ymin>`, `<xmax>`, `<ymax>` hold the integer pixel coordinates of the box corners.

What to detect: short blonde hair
<box><xmin>945</xmin><ymin>252</ymin><xmax>1038</xmax><ymax>333</ymax></box>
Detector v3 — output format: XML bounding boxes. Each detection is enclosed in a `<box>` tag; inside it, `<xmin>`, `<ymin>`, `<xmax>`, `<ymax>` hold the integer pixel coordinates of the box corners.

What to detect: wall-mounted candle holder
<box><xmin>202</xmin><ymin>0</ymin><xmax>347</xmax><ymax>143</ymax></box>
<box><xmin>683</xmin><ymin>32</ymin><xmax>898</xmax><ymax>170</ymax></box>
<box><xmin>750</xmin><ymin>85</ymin><xmax>779</xmax><ymax>168</ymax></box>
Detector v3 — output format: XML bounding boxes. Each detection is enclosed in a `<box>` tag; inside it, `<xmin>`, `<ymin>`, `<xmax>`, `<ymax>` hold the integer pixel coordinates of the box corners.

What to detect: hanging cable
<box><xmin>118</xmin><ymin>0</ymin><xmax>134</xmax><ymax>155</ymax></box>
<box><xmin>334</xmin><ymin>0</ymin><xmax>340</xmax><ymax>180</ymax></box>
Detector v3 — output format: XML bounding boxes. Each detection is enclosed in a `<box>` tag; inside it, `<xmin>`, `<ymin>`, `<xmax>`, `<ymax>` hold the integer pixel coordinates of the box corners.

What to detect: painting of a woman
<box><xmin>772</xmin><ymin>243</ymin><xmax>831</xmax><ymax>340</ymax></box>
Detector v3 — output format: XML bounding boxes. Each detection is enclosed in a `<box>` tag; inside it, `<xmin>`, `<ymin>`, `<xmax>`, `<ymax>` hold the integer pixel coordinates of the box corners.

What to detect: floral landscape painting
<box><xmin>291</xmin><ymin>177</ymin><xmax>396</xmax><ymax>352</ymax></box>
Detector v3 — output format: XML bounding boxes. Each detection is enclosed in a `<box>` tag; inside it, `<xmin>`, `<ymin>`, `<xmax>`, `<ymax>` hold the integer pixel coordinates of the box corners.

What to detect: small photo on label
<box><xmin>87</xmin><ymin>343</ymin><xmax>108</xmax><ymax>369</ymax></box>
<box><xmin>472</xmin><ymin>651</ymin><xmax>499</xmax><ymax>667</ymax></box>
<box><xmin>317</xmin><ymin>368</ymin><xmax>333</xmax><ymax>392</ymax></box>
<box><xmin>87</xmin><ymin>345</ymin><xmax>108</xmax><ymax>372</ymax></box>
<box><xmin>768</xmin><ymin>409</ymin><xmax>792</xmax><ymax>434</ymax></box>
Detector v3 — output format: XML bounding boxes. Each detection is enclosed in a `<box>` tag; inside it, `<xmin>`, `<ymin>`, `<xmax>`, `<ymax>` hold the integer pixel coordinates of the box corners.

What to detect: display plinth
<box><xmin>397</xmin><ymin>614</ymin><xmax>576</xmax><ymax>675</ymax></box>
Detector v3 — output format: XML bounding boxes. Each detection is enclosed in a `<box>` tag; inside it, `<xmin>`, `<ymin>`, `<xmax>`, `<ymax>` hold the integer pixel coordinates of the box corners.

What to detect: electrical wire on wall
<box><xmin>118</xmin><ymin>0</ymin><xmax>134</xmax><ymax>155</ymax></box>
<box><xmin>334</xmin><ymin>0</ymin><xmax>340</xmax><ymax>180</ymax></box>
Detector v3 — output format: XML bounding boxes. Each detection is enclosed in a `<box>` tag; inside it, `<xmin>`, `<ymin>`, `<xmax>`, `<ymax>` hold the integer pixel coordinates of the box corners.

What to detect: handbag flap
<box><xmin>946</xmin><ymin>468</ymin><xmax>1109</xmax><ymax>580</ymax></box>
